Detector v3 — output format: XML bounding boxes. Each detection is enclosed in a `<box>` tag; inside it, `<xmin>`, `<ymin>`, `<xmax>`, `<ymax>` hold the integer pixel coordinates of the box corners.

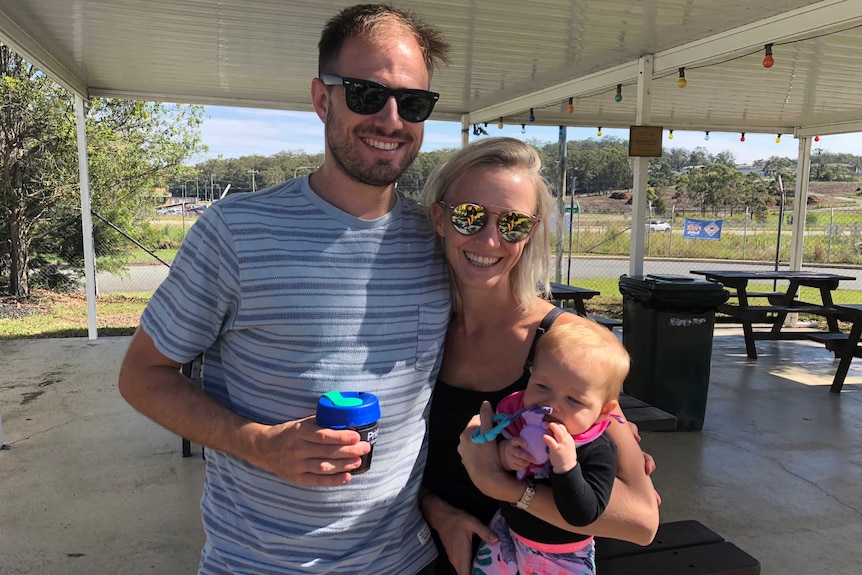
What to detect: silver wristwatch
<box><xmin>513</xmin><ymin>480</ymin><xmax>536</xmax><ymax>510</ymax></box>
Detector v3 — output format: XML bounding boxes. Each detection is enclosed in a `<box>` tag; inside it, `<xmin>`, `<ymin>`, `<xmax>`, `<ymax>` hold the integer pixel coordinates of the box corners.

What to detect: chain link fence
<box><xmin>66</xmin><ymin>190</ymin><xmax>862</xmax><ymax>330</ymax></box>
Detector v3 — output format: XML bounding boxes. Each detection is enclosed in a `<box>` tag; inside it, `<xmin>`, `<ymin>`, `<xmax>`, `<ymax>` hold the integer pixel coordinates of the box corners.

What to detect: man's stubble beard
<box><xmin>326</xmin><ymin>108</ymin><xmax>422</xmax><ymax>187</ymax></box>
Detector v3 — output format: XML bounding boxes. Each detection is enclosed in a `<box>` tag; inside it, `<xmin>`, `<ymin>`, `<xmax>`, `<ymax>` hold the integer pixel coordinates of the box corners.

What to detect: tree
<box><xmin>1</xmin><ymin>46</ymin><xmax>205</xmax><ymax>297</ymax></box>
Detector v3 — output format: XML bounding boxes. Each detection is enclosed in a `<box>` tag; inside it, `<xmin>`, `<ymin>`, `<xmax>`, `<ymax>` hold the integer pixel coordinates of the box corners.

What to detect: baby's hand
<box><xmin>499</xmin><ymin>437</ymin><xmax>534</xmax><ymax>472</ymax></box>
<box><xmin>543</xmin><ymin>422</ymin><xmax>578</xmax><ymax>473</ymax></box>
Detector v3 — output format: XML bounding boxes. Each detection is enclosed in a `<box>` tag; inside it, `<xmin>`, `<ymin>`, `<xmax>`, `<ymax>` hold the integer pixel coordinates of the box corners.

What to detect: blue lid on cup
<box><xmin>316</xmin><ymin>391</ymin><xmax>381</xmax><ymax>429</ymax></box>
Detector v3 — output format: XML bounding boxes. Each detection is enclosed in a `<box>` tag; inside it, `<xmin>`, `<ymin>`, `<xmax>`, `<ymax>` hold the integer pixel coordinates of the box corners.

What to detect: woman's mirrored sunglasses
<box><xmin>439</xmin><ymin>202</ymin><xmax>540</xmax><ymax>243</ymax></box>
<box><xmin>320</xmin><ymin>74</ymin><xmax>439</xmax><ymax>123</ymax></box>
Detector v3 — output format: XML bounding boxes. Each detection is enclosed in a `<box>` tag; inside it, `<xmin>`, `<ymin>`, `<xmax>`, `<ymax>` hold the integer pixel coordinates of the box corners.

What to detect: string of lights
<box><xmin>482</xmin><ymin>22</ymin><xmax>861</xmax><ymax>142</ymax></box>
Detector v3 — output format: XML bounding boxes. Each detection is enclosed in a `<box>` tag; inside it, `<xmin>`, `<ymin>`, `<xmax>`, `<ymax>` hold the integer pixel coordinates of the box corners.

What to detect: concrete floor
<box><xmin>1</xmin><ymin>330</ymin><xmax>861</xmax><ymax>574</ymax></box>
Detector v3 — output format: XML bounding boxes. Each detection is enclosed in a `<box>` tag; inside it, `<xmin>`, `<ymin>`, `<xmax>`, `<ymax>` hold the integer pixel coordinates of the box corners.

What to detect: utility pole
<box><xmin>249</xmin><ymin>169</ymin><xmax>259</xmax><ymax>192</ymax></box>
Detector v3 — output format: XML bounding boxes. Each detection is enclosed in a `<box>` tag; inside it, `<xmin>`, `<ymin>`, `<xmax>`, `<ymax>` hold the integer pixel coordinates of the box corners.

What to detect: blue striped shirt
<box><xmin>141</xmin><ymin>177</ymin><xmax>450</xmax><ymax>574</ymax></box>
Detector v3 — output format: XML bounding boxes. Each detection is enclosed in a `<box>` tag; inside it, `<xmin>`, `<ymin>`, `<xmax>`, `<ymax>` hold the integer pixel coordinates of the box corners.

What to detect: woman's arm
<box><xmin>458</xmin><ymin>401</ymin><xmax>659</xmax><ymax>545</ymax></box>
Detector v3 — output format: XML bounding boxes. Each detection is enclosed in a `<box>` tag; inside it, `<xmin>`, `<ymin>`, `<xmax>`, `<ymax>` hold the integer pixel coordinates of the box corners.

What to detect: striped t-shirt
<box><xmin>140</xmin><ymin>176</ymin><xmax>450</xmax><ymax>574</ymax></box>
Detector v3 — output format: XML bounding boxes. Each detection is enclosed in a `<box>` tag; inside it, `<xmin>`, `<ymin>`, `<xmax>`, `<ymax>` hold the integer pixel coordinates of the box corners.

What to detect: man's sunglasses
<box><xmin>438</xmin><ymin>202</ymin><xmax>540</xmax><ymax>243</ymax></box>
<box><xmin>320</xmin><ymin>74</ymin><xmax>439</xmax><ymax>123</ymax></box>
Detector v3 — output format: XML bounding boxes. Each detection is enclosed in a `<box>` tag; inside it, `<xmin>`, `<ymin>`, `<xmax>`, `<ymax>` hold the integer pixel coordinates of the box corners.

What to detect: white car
<box><xmin>647</xmin><ymin>220</ymin><xmax>671</xmax><ymax>232</ymax></box>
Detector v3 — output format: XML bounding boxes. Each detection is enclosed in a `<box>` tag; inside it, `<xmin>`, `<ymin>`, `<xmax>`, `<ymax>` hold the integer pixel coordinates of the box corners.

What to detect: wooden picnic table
<box><xmin>811</xmin><ymin>303</ymin><xmax>862</xmax><ymax>393</ymax></box>
<box><xmin>550</xmin><ymin>282</ymin><xmax>622</xmax><ymax>329</ymax></box>
<box><xmin>690</xmin><ymin>269</ymin><xmax>855</xmax><ymax>359</ymax></box>
<box><xmin>549</xmin><ymin>282</ymin><xmax>600</xmax><ymax>316</ymax></box>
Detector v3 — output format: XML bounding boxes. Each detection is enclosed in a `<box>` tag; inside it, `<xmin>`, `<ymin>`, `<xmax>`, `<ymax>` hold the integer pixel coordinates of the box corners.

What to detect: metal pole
<box><xmin>775</xmin><ymin>175</ymin><xmax>785</xmax><ymax>272</ymax></box>
<box><xmin>555</xmin><ymin>126</ymin><xmax>567</xmax><ymax>284</ymax></box>
<box><xmin>75</xmin><ymin>95</ymin><xmax>98</xmax><ymax>339</ymax></box>
<box><xmin>567</xmin><ymin>178</ymin><xmax>575</xmax><ymax>283</ymax></box>
<box><xmin>774</xmin><ymin>175</ymin><xmax>785</xmax><ymax>290</ymax></box>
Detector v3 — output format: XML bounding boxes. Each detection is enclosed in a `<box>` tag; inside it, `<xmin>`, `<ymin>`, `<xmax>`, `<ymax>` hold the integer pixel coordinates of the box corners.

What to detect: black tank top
<box><xmin>423</xmin><ymin>307</ymin><xmax>564</xmax><ymax>575</ymax></box>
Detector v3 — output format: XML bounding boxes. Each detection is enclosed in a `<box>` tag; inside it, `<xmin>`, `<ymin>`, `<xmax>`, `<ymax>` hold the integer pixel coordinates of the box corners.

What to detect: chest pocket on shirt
<box><xmin>416</xmin><ymin>299</ymin><xmax>450</xmax><ymax>372</ymax></box>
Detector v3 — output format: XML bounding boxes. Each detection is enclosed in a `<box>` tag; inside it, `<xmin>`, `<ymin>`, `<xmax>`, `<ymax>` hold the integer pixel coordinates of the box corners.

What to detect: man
<box><xmin>118</xmin><ymin>4</ymin><xmax>451</xmax><ymax>574</ymax></box>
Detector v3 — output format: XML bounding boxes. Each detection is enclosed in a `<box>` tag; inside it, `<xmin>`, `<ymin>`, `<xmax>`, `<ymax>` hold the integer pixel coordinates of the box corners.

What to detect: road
<box><xmin>90</xmin><ymin>258</ymin><xmax>862</xmax><ymax>294</ymax></box>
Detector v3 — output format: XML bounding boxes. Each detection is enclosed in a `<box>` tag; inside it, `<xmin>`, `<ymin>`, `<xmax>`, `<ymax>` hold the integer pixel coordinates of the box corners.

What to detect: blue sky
<box><xmin>193</xmin><ymin>105</ymin><xmax>861</xmax><ymax>166</ymax></box>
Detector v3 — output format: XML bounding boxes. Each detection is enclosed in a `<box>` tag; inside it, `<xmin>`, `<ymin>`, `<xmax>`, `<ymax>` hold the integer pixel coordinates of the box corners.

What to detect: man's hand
<box><xmin>543</xmin><ymin>421</ymin><xmax>578</xmax><ymax>474</ymax></box>
<box><xmin>422</xmin><ymin>494</ymin><xmax>498</xmax><ymax>575</ymax></box>
<box><xmin>252</xmin><ymin>414</ymin><xmax>370</xmax><ymax>486</ymax></box>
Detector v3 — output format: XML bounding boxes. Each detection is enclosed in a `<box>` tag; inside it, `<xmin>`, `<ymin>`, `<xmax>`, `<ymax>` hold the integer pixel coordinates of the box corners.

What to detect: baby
<box><xmin>473</xmin><ymin>318</ymin><xmax>630</xmax><ymax>575</ymax></box>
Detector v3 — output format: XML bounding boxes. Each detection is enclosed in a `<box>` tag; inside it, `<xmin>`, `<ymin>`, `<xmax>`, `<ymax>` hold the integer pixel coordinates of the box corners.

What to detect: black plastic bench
<box><xmin>596</xmin><ymin>520</ymin><xmax>761</xmax><ymax>574</ymax></box>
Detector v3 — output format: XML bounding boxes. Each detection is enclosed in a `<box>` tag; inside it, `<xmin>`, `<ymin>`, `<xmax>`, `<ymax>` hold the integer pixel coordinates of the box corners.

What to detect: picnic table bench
<box><xmin>806</xmin><ymin>303</ymin><xmax>862</xmax><ymax>393</ymax></box>
<box><xmin>596</xmin><ymin>519</ymin><xmax>761</xmax><ymax>574</ymax></box>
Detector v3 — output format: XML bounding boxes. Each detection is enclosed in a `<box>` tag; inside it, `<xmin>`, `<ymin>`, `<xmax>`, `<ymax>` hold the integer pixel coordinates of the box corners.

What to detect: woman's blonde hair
<box><xmin>421</xmin><ymin>137</ymin><xmax>557</xmax><ymax>312</ymax></box>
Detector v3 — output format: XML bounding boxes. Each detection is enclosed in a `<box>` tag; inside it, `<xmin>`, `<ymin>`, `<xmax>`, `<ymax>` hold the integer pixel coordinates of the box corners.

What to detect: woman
<box><xmin>419</xmin><ymin>137</ymin><xmax>659</xmax><ymax>575</ymax></box>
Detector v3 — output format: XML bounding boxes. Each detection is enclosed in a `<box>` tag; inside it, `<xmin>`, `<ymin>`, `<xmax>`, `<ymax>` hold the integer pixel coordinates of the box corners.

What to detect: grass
<box><xmin>0</xmin><ymin>290</ymin><xmax>148</xmax><ymax>339</ymax></box>
<box><xmin>2</xmin><ymin>281</ymin><xmax>858</xmax><ymax>339</ymax></box>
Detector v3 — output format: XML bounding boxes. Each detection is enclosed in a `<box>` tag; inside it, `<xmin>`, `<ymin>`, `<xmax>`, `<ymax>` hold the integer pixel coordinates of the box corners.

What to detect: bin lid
<box><xmin>620</xmin><ymin>274</ymin><xmax>724</xmax><ymax>291</ymax></box>
<box><xmin>619</xmin><ymin>274</ymin><xmax>729</xmax><ymax>309</ymax></box>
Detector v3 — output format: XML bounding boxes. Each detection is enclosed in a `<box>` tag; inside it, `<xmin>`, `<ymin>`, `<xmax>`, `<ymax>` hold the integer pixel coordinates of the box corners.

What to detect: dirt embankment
<box><xmin>570</xmin><ymin>181</ymin><xmax>862</xmax><ymax>214</ymax></box>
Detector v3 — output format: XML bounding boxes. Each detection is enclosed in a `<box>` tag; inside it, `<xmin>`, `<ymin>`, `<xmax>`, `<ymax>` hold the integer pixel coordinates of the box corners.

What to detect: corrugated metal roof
<box><xmin>1</xmin><ymin>0</ymin><xmax>861</xmax><ymax>136</ymax></box>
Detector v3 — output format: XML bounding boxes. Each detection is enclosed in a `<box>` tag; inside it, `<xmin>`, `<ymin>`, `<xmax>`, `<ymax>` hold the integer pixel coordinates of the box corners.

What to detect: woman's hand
<box><xmin>627</xmin><ymin>420</ymin><xmax>660</xmax><ymax>503</ymax></box>
<box><xmin>458</xmin><ymin>401</ymin><xmax>522</xmax><ymax>503</ymax></box>
<box><xmin>421</xmin><ymin>493</ymin><xmax>498</xmax><ymax>575</ymax></box>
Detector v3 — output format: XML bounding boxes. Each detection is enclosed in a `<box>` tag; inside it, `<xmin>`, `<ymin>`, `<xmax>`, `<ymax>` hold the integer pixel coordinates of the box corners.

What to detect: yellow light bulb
<box><xmin>775</xmin><ymin>134</ymin><xmax>781</xmax><ymax>143</ymax></box>
<box><xmin>668</xmin><ymin>130</ymin><xmax>674</xmax><ymax>140</ymax></box>
<box><xmin>677</xmin><ymin>77</ymin><xmax>687</xmax><ymax>88</ymax></box>
<box><xmin>597</xmin><ymin>127</ymin><xmax>602</xmax><ymax>137</ymax></box>
<box><xmin>498</xmin><ymin>118</ymin><xmax>504</xmax><ymax>129</ymax></box>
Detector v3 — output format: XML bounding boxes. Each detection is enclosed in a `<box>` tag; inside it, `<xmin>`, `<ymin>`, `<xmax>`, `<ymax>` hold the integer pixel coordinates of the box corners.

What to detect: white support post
<box><xmin>789</xmin><ymin>136</ymin><xmax>812</xmax><ymax>271</ymax></box>
<box><xmin>556</xmin><ymin>126</ymin><xmax>567</xmax><ymax>283</ymax></box>
<box><xmin>629</xmin><ymin>55</ymin><xmax>654</xmax><ymax>277</ymax></box>
<box><xmin>75</xmin><ymin>95</ymin><xmax>98</xmax><ymax>339</ymax></box>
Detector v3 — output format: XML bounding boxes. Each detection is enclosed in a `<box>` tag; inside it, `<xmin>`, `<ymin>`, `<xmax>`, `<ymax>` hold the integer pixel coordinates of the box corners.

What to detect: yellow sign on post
<box><xmin>628</xmin><ymin>126</ymin><xmax>663</xmax><ymax>157</ymax></box>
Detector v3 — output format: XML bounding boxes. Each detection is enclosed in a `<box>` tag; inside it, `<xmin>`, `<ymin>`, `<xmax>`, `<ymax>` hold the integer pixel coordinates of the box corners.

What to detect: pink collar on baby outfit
<box><xmin>573</xmin><ymin>413</ymin><xmax>626</xmax><ymax>446</ymax></box>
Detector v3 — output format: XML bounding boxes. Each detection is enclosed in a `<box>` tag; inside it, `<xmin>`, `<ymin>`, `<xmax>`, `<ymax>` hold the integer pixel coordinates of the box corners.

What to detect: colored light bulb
<box><xmin>775</xmin><ymin>134</ymin><xmax>782</xmax><ymax>143</ymax></box>
<box><xmin>677</xmin><ymin>68</ymin><xmax>686</xmax><ymax>88</ymax></box>
<box><xmin>529</xmin><ymin>108</ymin><xmax>535</xmax><ymax>122</ymax></box>
<box><xmin>567</xmin><ymin>97</ymin><xmax>574</xmax><ymax>114</ymax></box>
<box><xmin>614</xmin><ymin>84</ymin><xmax>622</xmax><ymax>102</ymax></box>
<box><xmin>668</xmin><ymin>130</ymin><xmax>674</xmax><ymax>140</ymax></box>
<box><xmin>498</xmin><ymin>118</ymin><xmax>504</xmax><ymax>129</ymax></box>
<box><xmin>521</xmin><ymin>124</ymin><xmax>526</xmax><ymax>134</ymax></box>
<box><xmin>597</xmin><ymin>127</ymin><xmax>602</xmax><ymax>137</ymax></box>
<box><xmin>705</xmin><ymin>131</ymin><xmax>710</xmax><ymax>141</ymax></box>
<box><xmin>814</xmin><ymin>135</ymin><xmax>820</xmax><ymax>142</ymax></box>
<box><xmin>740</xmin><ymin>133</ymin><xmax>746</xmax><ymax>142</ymax></box>
<box><xmin>763</xmin><ymin>44</ymin><xmax>774</xmax><ymax>68</ymax></box>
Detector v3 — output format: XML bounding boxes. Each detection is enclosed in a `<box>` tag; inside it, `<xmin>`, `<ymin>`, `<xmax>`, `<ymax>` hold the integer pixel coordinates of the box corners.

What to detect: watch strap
<box><xmin>513</xmin><ymin>480</ymin><xmax>536</xmax><ymax>510</ymax></box>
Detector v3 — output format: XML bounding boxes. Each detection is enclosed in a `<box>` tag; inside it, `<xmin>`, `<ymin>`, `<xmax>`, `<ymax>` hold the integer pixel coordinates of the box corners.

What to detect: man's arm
<box><xmin>458</xmin><ymin>401</ymin><xmax>658</xmax><ymax>545</ymax></box>
<box><xmin>118</xmin><ymin>327</ymin><xmax>369</xmax><ymax>486</ymax></box>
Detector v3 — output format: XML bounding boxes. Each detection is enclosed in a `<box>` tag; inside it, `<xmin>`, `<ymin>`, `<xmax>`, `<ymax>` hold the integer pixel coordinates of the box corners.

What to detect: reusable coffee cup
<box><xmin>316</xmin><ymin>391</ymin><xmax>380</xmax><ymax>474</ymax></box>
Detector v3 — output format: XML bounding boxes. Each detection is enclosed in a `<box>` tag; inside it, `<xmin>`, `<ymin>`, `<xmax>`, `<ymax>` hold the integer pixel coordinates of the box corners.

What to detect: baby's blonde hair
<box><xmin>534</xmin><ymin>319</ymin><xmax>630</xmax><ymax>403</ymax></box>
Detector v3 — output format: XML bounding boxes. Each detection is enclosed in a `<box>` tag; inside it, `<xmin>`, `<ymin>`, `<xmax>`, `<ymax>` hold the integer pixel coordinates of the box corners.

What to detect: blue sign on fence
<box><xmin>683</xmin><ymin>218</ymin><xmax>723</xmax><ymax>240</ymax></box>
